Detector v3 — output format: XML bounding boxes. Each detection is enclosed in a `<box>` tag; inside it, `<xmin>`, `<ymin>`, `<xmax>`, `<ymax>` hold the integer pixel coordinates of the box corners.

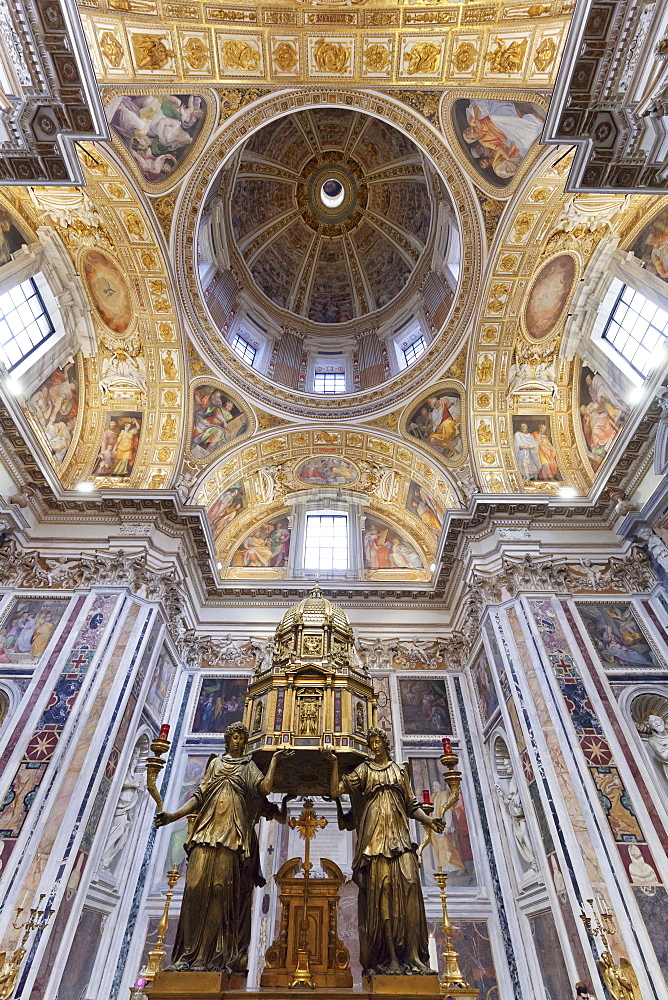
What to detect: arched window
<box><xmin>601</xmin><ymin>283</ymin><xmax>668</xmax><ymax>377</ymax></box>
<box><xmin>0</xmin><ymin>276</ymin><xmax>55</xmax><ymax>372</ymax></box>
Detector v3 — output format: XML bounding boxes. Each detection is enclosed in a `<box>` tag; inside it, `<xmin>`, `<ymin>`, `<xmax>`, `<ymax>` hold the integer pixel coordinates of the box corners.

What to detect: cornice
<box><xmin>0</xmin><ymin>394</ymin><xmax>660</xmax><ymax>610</ymax></box>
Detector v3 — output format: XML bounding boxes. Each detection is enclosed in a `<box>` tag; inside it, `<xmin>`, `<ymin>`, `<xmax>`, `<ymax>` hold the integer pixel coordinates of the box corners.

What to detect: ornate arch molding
<box><xmin>465</xmin><ymin>146</ymin><xmax>643</xmax><ymax>496</ymax></box>
<box><xmin>191</xmin><ymin>423</ymin><xmax>463</xmax><ymax>508</ymax></box>
<box><xmin>173</xmin><ymin>87</ymin><xmax>484</xmax><ymax>421</ymax></box>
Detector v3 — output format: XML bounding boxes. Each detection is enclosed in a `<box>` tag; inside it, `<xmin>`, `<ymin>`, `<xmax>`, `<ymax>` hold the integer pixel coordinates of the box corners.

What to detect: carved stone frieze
<box><xmin>472</xmin><ymin>548</ymin><xmax>656</xmax><ymax>602</ymax></box>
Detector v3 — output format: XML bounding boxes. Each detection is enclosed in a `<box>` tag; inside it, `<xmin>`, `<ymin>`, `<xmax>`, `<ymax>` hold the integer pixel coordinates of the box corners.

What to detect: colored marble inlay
<box><xmin>562</xmin><ymin>601</ymin><xmax>668</xmax><ymax>858</ymax></box>
<box><xmin>453</xmin><ymin>677</ymin><xmax>522</xmax><ymax>1000</ymax></box>
<box><xmin>334</xmin><ymin>689</ymin><xmax>342</xmax><ymax>732</ymax></box>
<box><xmin>0</xmin><ymin>596</ymin><xmax>119</xmax><ymax>853</ymax></box>
<box><xmin>274</xmin><ymin>689</ymin><xmax>284</xmax><ymax>731</ymax></box>
<box><xmin>528</xmin><ymin>600</ymin><xmax>660</xmax><ymax>876</ymax></box>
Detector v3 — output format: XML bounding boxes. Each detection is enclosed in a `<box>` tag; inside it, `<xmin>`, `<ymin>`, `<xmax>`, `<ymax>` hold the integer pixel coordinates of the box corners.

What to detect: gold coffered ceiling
<box><xmin>0</xmin><ymin>0</ymin><xmax>661</xmax><ymax>590</ymax></box>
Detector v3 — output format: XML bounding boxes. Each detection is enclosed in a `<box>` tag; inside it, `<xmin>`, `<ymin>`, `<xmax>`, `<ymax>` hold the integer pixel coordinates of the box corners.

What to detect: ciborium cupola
<box><xmin>244</xmin><ymin>585</ymin><xmax>376</xmax><ymax>794</ymax></box>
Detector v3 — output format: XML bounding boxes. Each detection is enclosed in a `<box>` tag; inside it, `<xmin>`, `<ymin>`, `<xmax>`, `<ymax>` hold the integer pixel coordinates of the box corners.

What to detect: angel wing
<box><xmin>618</xmin><ymin>958</ymin><xmax>641</xmax><ymax>1000</ymax></box>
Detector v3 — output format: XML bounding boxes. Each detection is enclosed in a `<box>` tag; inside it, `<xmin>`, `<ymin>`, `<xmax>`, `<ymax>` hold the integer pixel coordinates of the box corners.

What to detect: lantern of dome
<box><xmin>243</xmin><ymin>585</ymin><xmax>376</xmax><ymax>794</ymax></box>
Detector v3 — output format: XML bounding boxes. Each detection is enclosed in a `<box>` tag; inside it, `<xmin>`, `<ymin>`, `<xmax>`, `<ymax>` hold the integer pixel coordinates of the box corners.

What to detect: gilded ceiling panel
<box><xmin>4</xmin><ymin>144</ymin><xmax>186</xmax><ymax>491</ymax></box>
<box><xmin>467</xmin><ymin>150</ymin><xmax>655</xmax><ymax>496</ymax></box>
<box><xmin>80</xmin><ymin>3</ymin><xmax>572</xmax><ymax>91</ymax></box>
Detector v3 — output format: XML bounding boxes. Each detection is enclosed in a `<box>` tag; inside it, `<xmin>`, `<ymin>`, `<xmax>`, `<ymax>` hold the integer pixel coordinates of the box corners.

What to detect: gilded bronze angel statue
<box><xmin>322</xmin><ymin>728</ymin><xmax>444</xmax><ymax>976</ymax></box>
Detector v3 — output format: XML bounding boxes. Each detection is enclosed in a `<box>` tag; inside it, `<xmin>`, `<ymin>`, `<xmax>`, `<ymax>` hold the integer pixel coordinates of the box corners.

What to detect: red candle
<box><xmin>442</xmin><ymin>737</ymin><xmax>452</xmax><ymax>755</ymax></box>
<box><xmin>422</xmin><ymin>789</ymin><xmax>431</xmax><ymax>804</ymax></box>
<box><xmin>159</xmin><ymin>724</ymin><xmax>170</xmax><ymax>740</ymax></box>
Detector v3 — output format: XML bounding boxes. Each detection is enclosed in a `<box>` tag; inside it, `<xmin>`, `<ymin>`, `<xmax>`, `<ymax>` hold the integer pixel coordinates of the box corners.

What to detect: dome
<box><xmin>227</xmin><ymin>109</ymin><xmax>433</xmax><ymax>324</ymax></box>
<box><xmin>277</xmin><ymin>584</ymin><xmax>353</xmax><ymax>638</ymax></box>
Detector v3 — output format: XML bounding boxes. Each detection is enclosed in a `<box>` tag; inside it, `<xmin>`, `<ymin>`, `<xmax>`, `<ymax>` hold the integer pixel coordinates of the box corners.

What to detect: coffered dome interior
<box><xmin>209</xmin><ymin>108</ymin><xmax>441</xmax><ymax>325</ymax></box>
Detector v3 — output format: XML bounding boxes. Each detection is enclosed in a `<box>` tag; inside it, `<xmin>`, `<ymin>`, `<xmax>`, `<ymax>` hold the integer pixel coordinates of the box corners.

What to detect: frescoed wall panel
<box><xmin>578</xmin><ymin>364</ymin><xmax>630</xmax><ymax>473</ymax></box>
<box><xmin>405</xmin><ymin>482</ymin><xmax>444</xmax><ymax>542</ymax></box>
<box><xmin>296</xmin><ymin>456</ymin><xmax>358</xmax><ymax>487</ymax></box>
<box><xmin>228</xmin><ymin>515</ymin><xmax>291</xmax><ymax>576</ymax></box>
<box><xmin>449</xmin><ymin>97</ymin><xmax>545</xmax><ymax>191</ymax></box>
<box><xmin>190</xmin><ymin>384</ymin><xmax>250</xmax><ymax>460</ymax></box>
<box><xmin>408</xmin><ymin>755</ymin><xmax>476</xmax><ymax>887</ymax></box>
<box><xmin>24</xmin><ymin>362</ymin><xmax>79</xmax><ymax>468</ymax></box>
<box><xmin>512</xmin><ymin>414</ymin><xmax>561</xmax><ymax>483</ymax></box>
<box><xmin>575</xmin><ymin>603</ymin><xmax>663</xmax><ymax>672</ymax></box>
<box><xmin>362</xmin><ymin>516</ymin><xmax>424</xmax><ymax>577</ymax></box>
<box><xmin>405</xmin><ymin>388</ymin><xmax>462</xmax><ymax>461</ymax></box>
<box><xmin>191</xmin><ymin>676</ymin><xmax>248</xmax><ymax>734</ymax></box>
<box><xmin>471</xmin><ymin>646</ymin><xmax>500</xmax><ymax>726</ymax></box>
<box><xmin>0</xmin><ymin>597</ymin><xmax>69</xmax><ymax>664</ymax></box>
<box><xmin>93</xmin><ymin>412</ymin><xmax>142</xmax><ymax>477</ymax></box>
<box><xmin>431</xmin><ymin>919</ymin><xmax>498</xmax><ymax>998</ymax></box>
<box><xmin>144</xmin><ymin>648</ymin><xmax>177</xmax><ymax>722</ymax></box>
<box><xmin>629</xmin><ymin>204</ymin><xmax>668</xmax><ymax>283</ymax></box>
<box><xmin>398</xmin><ymin>677</ymin><xmax>452</xmax><ymax>736</ymax></box>
<box><xmin>207</xmin><ymin>482</ymin><xmax>246</xmax><ymax>540</ymax></box>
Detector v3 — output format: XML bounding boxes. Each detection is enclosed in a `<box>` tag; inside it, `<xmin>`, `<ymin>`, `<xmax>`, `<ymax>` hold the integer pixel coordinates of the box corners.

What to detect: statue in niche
<box><xmin>637</xmin><ymin>527</ymin><xmax>668</xmax><ymax>575</ymax></box>
<box><xmin>495</xmin><ymin>773</ymin><xmax>536</xmax><ymax>869</ymax></box>
<box><xmin>154</xmin><ymin>722</ymin><xmax>292</xmax><ymax>973</ymax></box>
<box><xmin>99</xmin><ymin>742</ymin><xmax>144</xmax><ymax>871</ymax></box>
<box><xmin>322</xmin><ymin>728</ymin><xmax>444</xmax><ymax>976</ymax></box>
<box><xmin>253</xmin><ymin>701</ymin><xmax>264</xmax><ymax>733</ymax></box>
<box><xmin>299</xmin><ymin>699</ymin><xmax>319</xmax><ymax>736</ymax></box>
<box><xmin>355</xmin><ymin>701</ymin><xmax>365</xmax><ymax>733</ymax></box>
<box><xmin>637</xmin><ymin>712</ymin><xmax>668</xmax><ymax>781</ymax></box>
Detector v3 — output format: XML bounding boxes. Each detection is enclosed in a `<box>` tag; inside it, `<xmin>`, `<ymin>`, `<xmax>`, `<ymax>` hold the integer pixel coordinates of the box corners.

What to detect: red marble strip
<box><xmin>642</xmin><ymin>599</ymin><xmax>668</xmax><ymax>648</ymax></box>
<box><xmin>561</xmin><ymin>600</ymin><xmax>668</xmax><ymax>855</ymax></box>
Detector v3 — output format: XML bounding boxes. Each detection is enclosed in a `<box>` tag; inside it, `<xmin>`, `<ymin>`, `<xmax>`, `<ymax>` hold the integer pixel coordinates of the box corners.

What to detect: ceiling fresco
<box><xmin>193</xmin><ymin>426</ymin><xmax>457</xmax><ymax>580</ymax></box>
<box><xmin>0</xmin><ymin>0</ymin><xmax>663</xmax><ymax>593</ymax></box>
<box><xmin>225</xmin><ymin>108</ymin><xmax>434</xmax><ymax>322</ymax></box>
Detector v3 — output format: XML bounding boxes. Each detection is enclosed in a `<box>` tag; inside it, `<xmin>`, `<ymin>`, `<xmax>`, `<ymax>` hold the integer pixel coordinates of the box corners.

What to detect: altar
<box><xmin>142</xmin><ymin>589</ymin><xmax>479</xmax><ymax>1000</ymax></box>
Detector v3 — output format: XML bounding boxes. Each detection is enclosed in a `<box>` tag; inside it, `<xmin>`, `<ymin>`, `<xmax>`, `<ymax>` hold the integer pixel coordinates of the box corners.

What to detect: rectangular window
<box><xmin>231</xmin><ymin>333</ymin><xmax>257</xmax><ymax>367</ymax></box>
<box><xmin>402</xmin><ymin>336</ymin><xmax>427</xmax><ymax>368</ymax></box>
<box><xmin>602</xmin><ymin>284</ymin><xmax>668</xmax><ymax>377</ymax></box>
<box><xmin>0</xmin><ymin>278</ymin><xmax>55</xmax><ymax>372</ymax></box>
<box><xmin>304</xmin><ymin>512</ymin><xmax>348</xmax><ymax>571</ymax></box>
<box><xmin>314</xmin><ymin>372</ymin><xmax>346</xmax><ymax>394</ymax></box>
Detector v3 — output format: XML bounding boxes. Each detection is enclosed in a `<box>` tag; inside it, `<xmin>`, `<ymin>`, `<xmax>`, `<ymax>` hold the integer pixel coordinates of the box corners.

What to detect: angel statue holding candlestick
<box><xmin>322</xmin><ymin>728</ymin><xmax>444</xmax><ymax>976</ymax></box>
<box><xmin>154</xmin><ymin>722</ymin><xmax>293</xmax><ymax>975</ymax></box>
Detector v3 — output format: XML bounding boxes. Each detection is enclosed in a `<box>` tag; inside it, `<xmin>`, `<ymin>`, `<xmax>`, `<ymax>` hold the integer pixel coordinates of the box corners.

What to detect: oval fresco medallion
<box><xmin>82</xmin><ymin>250</ymin><xmax>133</xmax><ymax>334</ymax></box>
<box><xmin>296</xmin><ymin>456</ymin><xmax>358</xmax><ymax>487</ymax></box>
<box><xmin>524</xmin><ymin>254</ymin><xmax>576</xmax><ymax>340</ymax></box>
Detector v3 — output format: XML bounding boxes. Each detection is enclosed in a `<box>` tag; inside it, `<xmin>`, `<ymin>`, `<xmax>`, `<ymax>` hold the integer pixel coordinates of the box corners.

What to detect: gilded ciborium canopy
<box><xmin>243</xmin><ymin>585</ymin><xmax>376</xmax><ymax>794</ymax></box>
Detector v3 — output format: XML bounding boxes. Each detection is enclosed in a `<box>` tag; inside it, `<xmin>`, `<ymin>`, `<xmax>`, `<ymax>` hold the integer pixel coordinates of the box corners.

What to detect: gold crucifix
<box><xmin>288</xmin><ymin>799</ymin><xmax>327</xmax><ymax>989</ymax></box>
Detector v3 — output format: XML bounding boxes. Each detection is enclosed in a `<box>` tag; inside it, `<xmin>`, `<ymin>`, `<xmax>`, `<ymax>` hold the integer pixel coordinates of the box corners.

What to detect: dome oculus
<box><xmin>321</xmin><ymin>178</ymin><xmax>345</xmax><ymax>208</ymax></box>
